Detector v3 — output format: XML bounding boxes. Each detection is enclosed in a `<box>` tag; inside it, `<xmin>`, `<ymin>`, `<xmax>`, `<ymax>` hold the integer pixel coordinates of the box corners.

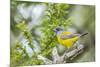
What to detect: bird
<box><xmin>54</xmin><ymin>27</ymin><xmax>88</xmax><ymax>49</ymax></box>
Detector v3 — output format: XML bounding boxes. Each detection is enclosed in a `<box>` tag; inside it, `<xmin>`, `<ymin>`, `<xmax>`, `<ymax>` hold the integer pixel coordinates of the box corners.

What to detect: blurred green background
<box><xmin>10</xmin><ymin>0</ymin><xmax>95</xmax><ymax>66</ymax></box>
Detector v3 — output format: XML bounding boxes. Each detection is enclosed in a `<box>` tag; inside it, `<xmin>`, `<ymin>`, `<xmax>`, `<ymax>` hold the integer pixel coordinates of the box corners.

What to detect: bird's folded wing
<box><xmin>60</xmin><ymin>34</ymin><xmax>79</xmax><ymax>40</ymax></box>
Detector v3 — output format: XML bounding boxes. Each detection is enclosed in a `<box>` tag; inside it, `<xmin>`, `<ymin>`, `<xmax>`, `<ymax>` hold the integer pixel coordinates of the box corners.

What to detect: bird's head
<box><xmin>54</xmin><ymin>27</ymin><xmax>63</xmax><ymax>34</ymax></box>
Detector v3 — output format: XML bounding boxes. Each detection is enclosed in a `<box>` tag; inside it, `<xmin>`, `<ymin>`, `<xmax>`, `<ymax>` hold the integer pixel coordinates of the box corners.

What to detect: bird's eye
<box><xmin>56</xmin><ymin>28</ymin><xmax>59</xmax><ymax>31</ymax></box>
<box><xmin>56</xmin><ymin>28</ymin><xmax>61</xmax><ymax>31</ymax></box>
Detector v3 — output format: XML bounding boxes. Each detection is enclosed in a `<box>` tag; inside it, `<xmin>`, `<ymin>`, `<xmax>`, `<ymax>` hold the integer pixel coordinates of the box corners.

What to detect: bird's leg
<box><xmin>74</xmin><ymin>41</ymin><xmax>80</xmax><ymax>49</ymax></box>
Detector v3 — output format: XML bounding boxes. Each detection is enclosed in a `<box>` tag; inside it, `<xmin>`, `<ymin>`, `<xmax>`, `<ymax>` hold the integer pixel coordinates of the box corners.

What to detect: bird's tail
<box><xmin>80</xmin><ymin>33</ymin><xmax>88</xmax><ymax>37</ymax></box>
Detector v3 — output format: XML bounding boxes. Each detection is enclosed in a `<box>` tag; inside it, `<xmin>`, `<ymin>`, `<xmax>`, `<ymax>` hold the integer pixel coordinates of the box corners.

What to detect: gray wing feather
<box><xmin>60</xmin><ymin>34</ymin><xmax>80</xmax><ymax>40</ymax></box>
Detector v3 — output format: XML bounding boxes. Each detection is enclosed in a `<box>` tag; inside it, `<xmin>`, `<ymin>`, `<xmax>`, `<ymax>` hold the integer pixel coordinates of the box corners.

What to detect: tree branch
<box><xmin>37</xmin><ymin>44</ymin><xmax>84</xmax><ymax>64</ymax></box>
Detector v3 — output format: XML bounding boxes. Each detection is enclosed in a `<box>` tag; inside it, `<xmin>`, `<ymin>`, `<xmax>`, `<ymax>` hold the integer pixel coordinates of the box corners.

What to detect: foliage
<box><xmin>10</xmin><ymin>1</ymin><xmax>71</xmax><ymax>66</ymax></box>
<box><xmin>40</xmin><ymin>3</ymin><xmax>71</xmax><ymax>57</ymax></box>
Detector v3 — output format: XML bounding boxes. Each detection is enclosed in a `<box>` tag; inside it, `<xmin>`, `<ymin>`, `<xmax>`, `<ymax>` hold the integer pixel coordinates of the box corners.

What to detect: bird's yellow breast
<box><xmin>57</xmin><ymin>32</ymin><xmax>78</xmax><ymax>48</ymax></box>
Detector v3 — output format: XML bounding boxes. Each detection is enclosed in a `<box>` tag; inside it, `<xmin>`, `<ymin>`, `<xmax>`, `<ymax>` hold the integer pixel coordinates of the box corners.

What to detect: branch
<box><xmin>52</xmin><ymin>44</ymin><xmax>84</xmax><ymax>64</ymax></box>
<box><xmin>37</xmin><ymin>44</ymin><xmax>84</xmax><ymax>64</ymax></box>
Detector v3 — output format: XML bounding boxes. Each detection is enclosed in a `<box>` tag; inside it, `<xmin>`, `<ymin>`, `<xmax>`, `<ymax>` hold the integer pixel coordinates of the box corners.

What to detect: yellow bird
<box><xmin>54</xmin><ymin>27</ymin><xmax>88</xmax><ymax>49</ymax></box>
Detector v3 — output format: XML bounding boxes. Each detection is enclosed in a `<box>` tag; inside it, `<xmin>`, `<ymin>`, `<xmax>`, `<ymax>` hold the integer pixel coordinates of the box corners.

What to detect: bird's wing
<box><xmin>60</xmin><ymin>33</ymin><xmax>80</xmax><ymax>40</ymax></box>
